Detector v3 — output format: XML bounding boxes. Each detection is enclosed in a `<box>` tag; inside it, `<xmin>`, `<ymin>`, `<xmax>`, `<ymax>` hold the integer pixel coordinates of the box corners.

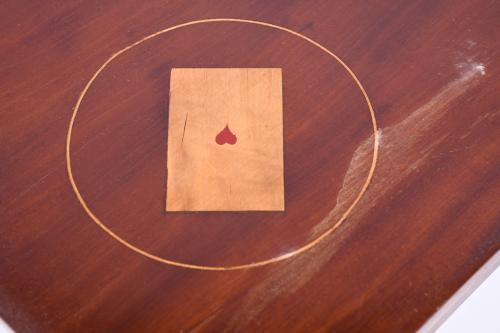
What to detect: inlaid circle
<box><xmin>66</xmin><ymin>18</ymin><xmax>379</xmax><ymax>270</ymax></box>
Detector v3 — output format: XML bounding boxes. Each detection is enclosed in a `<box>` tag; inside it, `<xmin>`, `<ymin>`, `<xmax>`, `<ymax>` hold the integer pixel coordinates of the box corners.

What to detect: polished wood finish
<box><xmin>1</xmin><ymin>1</ymin><xmax>499</xmax><ymax>332</ymax></box>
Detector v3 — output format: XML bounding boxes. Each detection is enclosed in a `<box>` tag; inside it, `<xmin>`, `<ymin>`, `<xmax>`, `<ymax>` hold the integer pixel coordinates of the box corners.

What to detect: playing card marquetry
<box><xmin>166</xmin><ymin>68</ymin><xmax>284</xmax><ymax>211</ymax></box>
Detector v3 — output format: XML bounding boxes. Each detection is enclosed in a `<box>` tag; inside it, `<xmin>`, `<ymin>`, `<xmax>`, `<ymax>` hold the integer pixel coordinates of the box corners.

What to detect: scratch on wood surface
<box><xmin>181</xmin><ymin>112</ymin><xmax>188</xmax><ymax>144</ymax></box>
<box><xmin>311</xmin><ymin>60</ymin><xmax>486</xmax><ymax>238</ymax></box>
<box><xmin>224</xmin><ymin>61</ymin><xmax>486</xmax><ymax>331</ymax></box>
<box><xmin>186</xmin><ymin>309</ymin><xmax>221</xmax><ymax>333</ymax></box>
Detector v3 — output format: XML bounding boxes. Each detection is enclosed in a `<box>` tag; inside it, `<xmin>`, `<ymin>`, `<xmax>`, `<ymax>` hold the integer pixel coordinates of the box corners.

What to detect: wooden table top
<box><xmin>1</xmin><ymin>1</ymin><xmax>499</xmax><ymax>332</ymax></box>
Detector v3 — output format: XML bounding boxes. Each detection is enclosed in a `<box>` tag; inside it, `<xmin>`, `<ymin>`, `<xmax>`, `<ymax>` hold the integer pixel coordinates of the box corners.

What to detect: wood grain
<box><xmin>1</xmin><ymin>1</ymin><xmax>499</xmax><ymax>332</ymax></box>
<box><xmin>167</xmin><ymin>68</ymin><xmax>284</xmax><ymax>212</ymax></box>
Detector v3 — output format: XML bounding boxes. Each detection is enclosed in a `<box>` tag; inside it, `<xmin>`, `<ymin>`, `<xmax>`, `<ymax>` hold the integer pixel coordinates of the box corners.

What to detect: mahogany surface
<box><xmin>1</xmin><ymin>1</ymin><xmax>499</xmax><ymax>332</ymax></box>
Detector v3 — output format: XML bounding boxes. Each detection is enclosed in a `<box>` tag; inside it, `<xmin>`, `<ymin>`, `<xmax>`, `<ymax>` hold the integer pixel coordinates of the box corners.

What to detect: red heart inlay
<box><xmin>215</xmin><ymin>125</ymin><xmax>237</xmax><ymax>145</ymax></box>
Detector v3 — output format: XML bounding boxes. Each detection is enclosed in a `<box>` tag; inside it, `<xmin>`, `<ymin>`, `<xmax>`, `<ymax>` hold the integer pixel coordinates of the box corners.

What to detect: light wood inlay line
<box><xmin>65</xmin><ymin>18</ymin><xmax>379</xmax><ymax>271</ymax></box>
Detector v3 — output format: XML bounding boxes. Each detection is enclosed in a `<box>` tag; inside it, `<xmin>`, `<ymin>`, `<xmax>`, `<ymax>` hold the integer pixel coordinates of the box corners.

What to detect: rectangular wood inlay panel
<box><xmin>166</xmin><ymin>68</ymin><xmax>284</xmax><ymax>211</ymax></box>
